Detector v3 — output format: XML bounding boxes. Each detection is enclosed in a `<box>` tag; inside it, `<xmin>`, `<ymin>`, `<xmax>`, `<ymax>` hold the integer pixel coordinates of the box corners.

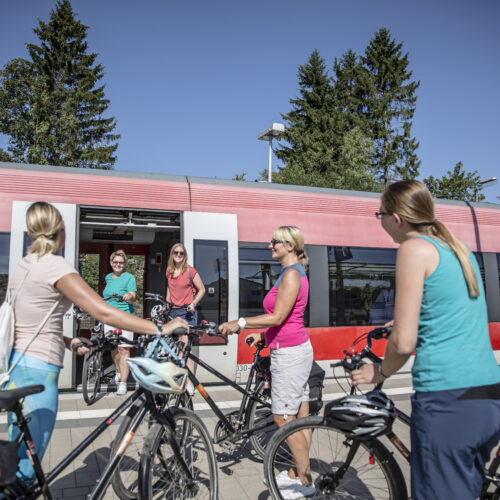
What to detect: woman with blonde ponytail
<box><xmin>351</xmin><ymin>180</ymin><xmax>500</xmax><ymax>500</ymax></box>
<box><xmin>5</xmin><ymin>202</ymin><xmax>188</xmax><ymax>482</ymax></box>
<box><xmin>219</xmin><ymin>226</ymin><xmax>315</xmax><ymax>498</ymax></box>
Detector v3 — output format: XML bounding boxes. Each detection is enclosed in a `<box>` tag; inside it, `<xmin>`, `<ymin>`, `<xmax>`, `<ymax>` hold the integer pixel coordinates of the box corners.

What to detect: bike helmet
<box><xmin>126</xmin><ymin>358</ymin><xmax>188</xmax><ymax>394</ymax></box>
<box><xmin>324</xmin><ymin>390</ymin><xmax>396</xmax><ymax>439</ymax></box>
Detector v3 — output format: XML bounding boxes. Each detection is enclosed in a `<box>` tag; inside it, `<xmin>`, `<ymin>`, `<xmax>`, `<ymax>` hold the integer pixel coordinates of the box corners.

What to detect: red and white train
<box><xmin>1</xmin><ymin>162</ymin><xmax>499</xmax><ymax>388</ymax></box>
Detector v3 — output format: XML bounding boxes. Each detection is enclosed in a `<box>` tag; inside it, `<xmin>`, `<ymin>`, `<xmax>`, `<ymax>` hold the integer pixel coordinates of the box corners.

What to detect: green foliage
<box><xmin>361</xmin><ymin>28</ymin><xmax>420</xmax><ymax>184</ymax></box>
<box><xmin>233</xmin><ymin>172</ymin><xmax>247</xmax><ymax>181</ymax></box>
<box><xmin>0</xmin><ymin>0</ymin><xmax>119</xmax><ymax>169</ymax></box>
<box><xmin>423</xmin><ymin>162</ymin><xmax>484</xmax><ymax>201</ymax></box>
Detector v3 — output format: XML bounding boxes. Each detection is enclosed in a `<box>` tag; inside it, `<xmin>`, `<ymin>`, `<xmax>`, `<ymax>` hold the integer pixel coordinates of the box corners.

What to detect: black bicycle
<box><xmin>0</xmin><ymin>335</ymin><xmax>218</xmax><ymax>500</ymax></box>
<box><xmin>264</xmin><ymin>327</ymin><xmax>500</xmax><ymax>499</ymax></box>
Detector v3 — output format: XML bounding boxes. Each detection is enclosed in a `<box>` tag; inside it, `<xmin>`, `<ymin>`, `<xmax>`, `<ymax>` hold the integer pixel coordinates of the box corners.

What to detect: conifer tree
<box><xmin>424</xmin><ymin>162</ymin><xmax>485</xmax><ymax>201</ymax></box>
<box><xmin>361</xmin><ymin>28</ymin><xmax>420</xmax><ymax>184</ymax></box>
<box><xmin>274</xmin><ymin>50</ymin><xmax>338</xmax><ymax>185</ymax></box>
<box><xmin>0</xmin><ymin>0</ymin><xmax>119</xmax><ymax>169</ymax></box>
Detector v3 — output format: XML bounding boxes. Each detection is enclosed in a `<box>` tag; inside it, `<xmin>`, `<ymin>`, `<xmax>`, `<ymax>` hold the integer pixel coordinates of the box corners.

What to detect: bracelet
<box><xmin>379</xmin><ymin>366</ymin><xmax>391</xmax><ymax>379</ymax></box>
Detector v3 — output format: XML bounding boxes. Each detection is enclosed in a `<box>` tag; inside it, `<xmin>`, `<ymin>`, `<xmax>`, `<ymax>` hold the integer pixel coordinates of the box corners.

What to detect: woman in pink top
<box><xmin>219</xmin><ymin>226</ymin><xmax>314</xmax><ymax>498</ymax></box>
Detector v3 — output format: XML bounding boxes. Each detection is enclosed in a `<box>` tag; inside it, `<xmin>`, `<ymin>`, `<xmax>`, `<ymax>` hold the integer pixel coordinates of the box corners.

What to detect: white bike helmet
<box><xmin>126</xmin><ymin>358</ymin><xmax>188</xmax><ymax>394</ymax></box>
<box><xmin>324</xmin><ymin>390</ymin><xmax>396</xmax><ymax>439</ymax></box>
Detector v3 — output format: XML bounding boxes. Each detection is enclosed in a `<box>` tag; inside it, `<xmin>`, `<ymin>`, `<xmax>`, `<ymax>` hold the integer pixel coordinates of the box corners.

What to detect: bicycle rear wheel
<box><xmin>264</xmin><ymin>415</ymin><xmax>408</xmax><ymax>500</ymax></box>
<box><xmin>247</xmin><ymin>380</ymin><xmax>276</xmax><ymax>459</ymax></box>
<box><xmin>139</xmin><ymin>407</ymin><xmax>218</xmax><ymax>500</ymax></box>
<box><xmin>111</xmin><ymin>392</ymin><xmax>192</xmax><ymax>500</ymax></box>
<box><xmin>480</xmin><ymin>452</ymin><xmax>500</xmax><ymax>499</ymax></box>
<box><xmin>82</xmin><ymin>350</ymin><xmax>102</xmax><ymax>405</ymax></box>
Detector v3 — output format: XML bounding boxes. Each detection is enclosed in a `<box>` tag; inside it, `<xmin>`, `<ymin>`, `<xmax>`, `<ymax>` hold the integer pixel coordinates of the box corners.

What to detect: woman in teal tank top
<box><xmin>351</xmin><ymin>180</ymin><xmax>500</xmax><ymax>500</ymax></box>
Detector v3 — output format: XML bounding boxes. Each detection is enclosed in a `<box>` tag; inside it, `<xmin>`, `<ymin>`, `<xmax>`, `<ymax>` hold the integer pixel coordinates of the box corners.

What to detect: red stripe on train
<box><xmin>236</xmin><ymin>323</ymin><xmax>500</xmax><ymax>364</ymax></box>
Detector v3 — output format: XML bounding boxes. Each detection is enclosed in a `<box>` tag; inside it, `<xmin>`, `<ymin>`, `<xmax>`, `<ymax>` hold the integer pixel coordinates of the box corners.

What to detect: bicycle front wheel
<box><xmin>247</xmin><ymin>380</ymin><xmax>276</xmax><ymax>459</ymax></box>
<box><xmin>111</xmin><ymin>392</ymin><xmax>192</xmax><ymax>500</ymax></box>
<box><xmin>264</xmin><ymin>415</ymin><xmax>408</xmax><ymax>500</ymax></box>
<box><xmin>139</xmin><ymin>407</ymin><xmax>218</xmax><ymax>500</ymax></box>
<box><xmin>82</xmin><ymin>350</ymin><xmax>102</xmax><ymax>405</ymax></box>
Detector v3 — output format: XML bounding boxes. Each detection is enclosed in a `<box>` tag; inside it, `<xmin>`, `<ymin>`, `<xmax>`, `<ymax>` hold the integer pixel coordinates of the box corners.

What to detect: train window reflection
<box><xmin>0</xmin><ymin>232</ymin><xmax>10</xmax><ymax>303</ymax></box>
<box><xmin>328</xmin><ymin>246</ymin><xmax>396</xmax><ymax>326</ymax></box>
<box><xmin>473</xmin><ymin>252</ymin><xmax>486</xmax><ymax>292</ymax></box>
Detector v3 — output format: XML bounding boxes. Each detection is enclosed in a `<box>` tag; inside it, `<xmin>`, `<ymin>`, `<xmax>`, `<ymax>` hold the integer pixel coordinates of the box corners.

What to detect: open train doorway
<box><xmin>75</xmin><ymin>206</ymin><xmax>181</xmax><ymax>386</ymax></box>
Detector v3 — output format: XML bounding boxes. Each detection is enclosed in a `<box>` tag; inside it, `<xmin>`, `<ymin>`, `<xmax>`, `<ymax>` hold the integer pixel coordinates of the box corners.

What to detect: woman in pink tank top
<box><xmin>220</xmin><ymin>226</ymin><xmax>315</xmax><ymax>497</ymax></box>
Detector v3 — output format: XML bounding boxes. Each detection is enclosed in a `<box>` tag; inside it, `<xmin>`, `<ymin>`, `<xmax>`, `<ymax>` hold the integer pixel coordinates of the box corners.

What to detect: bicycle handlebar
<box><xmin>144</xmin><ymin>293</ymin><xmax>190</xmax><ymax>309</ymax></box>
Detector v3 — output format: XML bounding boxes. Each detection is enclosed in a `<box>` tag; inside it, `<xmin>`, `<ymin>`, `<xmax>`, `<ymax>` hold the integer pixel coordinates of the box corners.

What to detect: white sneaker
<box><xmin>114</xmin><ymin>372</ymin><xmax>121</xmax><ymax>384</ymax></box>
<box><xmin>186</xmin><ymin>381</ymin><xmax>195</xmax><ymax>396</ymax></box>
<box><xmin>275</xmin><ymin>470</ymin><xmax>301</xmax><ymax>488</ymax></box>
<box><xmin>117</xmin><ymin>382</ymin><xmax>127</xmax><ymax>395</ymax></box>
<box><xmin>280</xmin><ymin>481</ymin><xmax>316</xmax><ymax>499</ymax></box>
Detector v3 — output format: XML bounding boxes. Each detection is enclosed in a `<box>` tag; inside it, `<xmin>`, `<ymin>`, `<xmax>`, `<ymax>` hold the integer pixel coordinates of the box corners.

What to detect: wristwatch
<box><xmin>237</xmin><ymin>317</ymin><xmax>247</xmax><ymax>330</ymax></box>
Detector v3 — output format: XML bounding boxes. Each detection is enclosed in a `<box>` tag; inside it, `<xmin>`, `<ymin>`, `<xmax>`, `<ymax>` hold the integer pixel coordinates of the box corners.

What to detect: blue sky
<box><xmin>1</xmin><ymin>0</ymin><xmax>499</xmax><ymax>201</ymax></box>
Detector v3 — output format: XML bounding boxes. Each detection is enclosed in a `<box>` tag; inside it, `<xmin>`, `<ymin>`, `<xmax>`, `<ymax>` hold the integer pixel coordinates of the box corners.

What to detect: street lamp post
<box><xmin>258</xmin><ymin>123</ymin><xmax>285</xmax><ymax>182</ymax></box>
<box><xmin>475</xmin><ymin>177</ymin><xmax>498</xmax><ymax>202</ymax></box>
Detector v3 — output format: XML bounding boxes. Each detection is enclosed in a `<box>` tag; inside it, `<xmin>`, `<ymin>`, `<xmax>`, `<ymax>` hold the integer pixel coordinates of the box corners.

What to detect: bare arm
<box><xmin>122</xmin><ymin>291</ymin><xmax>136</xmax><ymax>303</ymax></box>
<box><xmin>192</xmin><ymin>272</ymin><xmax>205</xmax><ymax>306</ymax></box>
<box><xmin>351</xmin><ymin>238</ymin><xmax>436</xmax><ymax>385</ymax></box>
<box><xmin>219</xmin><ymin>268</ymin><xmax>300</xmax><ymax>335</ymax></box>
<box><xmin>55</xmin><ymin>273</ymin><xmax>188</xmax><ymax>335</ymax></box>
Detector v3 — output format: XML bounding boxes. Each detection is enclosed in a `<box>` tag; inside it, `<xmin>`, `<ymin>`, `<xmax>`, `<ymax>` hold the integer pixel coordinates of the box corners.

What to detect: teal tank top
<box><xmin>412</xmin><ymin>236</ymin><xmax>500</xmax><ymax>392</ymax></box>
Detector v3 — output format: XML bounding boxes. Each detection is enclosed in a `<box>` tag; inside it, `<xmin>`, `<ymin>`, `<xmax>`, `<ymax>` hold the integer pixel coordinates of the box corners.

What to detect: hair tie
<box><xmin>296</xmin><ymin>249</ymin><xmax>304</xmax><ymax>256</ymax></box>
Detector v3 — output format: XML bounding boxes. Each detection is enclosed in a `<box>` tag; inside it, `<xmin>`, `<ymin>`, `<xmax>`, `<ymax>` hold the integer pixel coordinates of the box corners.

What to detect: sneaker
<box><xmin>114</xmin><ymin>372</ymin><xmax>121</xmax><ymax>384</ymax></box>
<box><xmin>275</xmin><ymin>470</ymin><xmax>301</xmax><ymax>488</ymax></box>
<box><xmin>116</xmin><ymin>382</ymin><xmax>127</xmax><ymax>395</ymax></box>
<box><xmin>186</xmin><ymin>381</ymin><xmax>195</xmax><ymax>396</ymax></box>
<box><xmin>280</xmin><ymin>482</ymin><xmax>316</xmax><ymax>500</ymax></box>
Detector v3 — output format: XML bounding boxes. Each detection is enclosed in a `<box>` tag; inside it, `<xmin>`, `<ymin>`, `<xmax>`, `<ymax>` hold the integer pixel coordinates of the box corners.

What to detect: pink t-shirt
<box><xmin>166</xmin><ymin>266</ymin><xmax>198</xmax><ymax>306</ymax></box>
<box><xmin>263</xmin><ymin>264</ymin><xmax>309</xmax><ymax>349</ymax></box>
<box><xmin>8</xmin><ymin>253</ymin><xmax>78</xmax><ymax>367</ymax></box>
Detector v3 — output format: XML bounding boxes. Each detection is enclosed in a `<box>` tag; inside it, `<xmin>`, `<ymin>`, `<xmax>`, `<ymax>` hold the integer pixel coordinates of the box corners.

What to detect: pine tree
<box><xmin>274</xmin><ymin>50</ymin><xmax>339</xmax><ymax>186</ymax></box>
<box><xmin>361</xmin><ymin>28</ymin><xmax>420</xmax><ymax>184</ymax></box>
<box><xmin>424</xmin><ymin>162</ymin><xmax>485</xmax><ymax>201</ymax></box>
<box><xmin>0</xmin><ymin>0</ymin><xmax>119</xmax><ymax>169</ymax></box>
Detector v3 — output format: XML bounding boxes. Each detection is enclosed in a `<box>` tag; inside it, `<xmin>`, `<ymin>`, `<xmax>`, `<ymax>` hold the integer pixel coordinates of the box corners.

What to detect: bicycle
<box><xmin>263</xmin><ymin>326</ymin><xmax>500</xmax><ymax>499</ymax></box>
<box><xmin>0</xmin><ymin>336</ymin><xmax>218</xmax><ymax>500</ymax></box>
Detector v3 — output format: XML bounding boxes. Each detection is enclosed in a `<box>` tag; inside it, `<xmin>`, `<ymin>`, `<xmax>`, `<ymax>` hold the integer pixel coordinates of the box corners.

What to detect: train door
<box><xmin>9</xmin><ymin>200</ymin><xmax>78</xmax><ymax>389</ymax></box>
<box><xmin>183</xmin><ymin>211</ymin><xmax>238</xmax><ymax>382</ymax></box>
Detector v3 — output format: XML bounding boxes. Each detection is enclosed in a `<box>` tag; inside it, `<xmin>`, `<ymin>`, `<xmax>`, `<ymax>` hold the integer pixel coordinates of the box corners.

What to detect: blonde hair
<box><xmin>26</xmin><ymin>202</ymin><xmax>63</xmax><ymax>257</ymax></box>
<box><xmin>273</xmin><ymin>226</ymin><xmax>308</xmax><ymax>267</ymax></box>
<box><xmin>167</xmin><ymin>243</ymin><xmax>189</xmax><ymax>274</ymax></box>
<box><xmin>382</xmin><ymin>180</ymin><xmax>479</xmax><ymax>297</ymax></box>
<box><xmin>110</xmin><ymin>249</ymin><xmax>127</xmax><ymax>264</ymax></box>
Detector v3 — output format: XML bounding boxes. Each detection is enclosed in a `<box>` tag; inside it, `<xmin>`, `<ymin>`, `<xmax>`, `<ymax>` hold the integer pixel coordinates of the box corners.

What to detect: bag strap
<box><xmin>5</xmin><ymin>296</ymin><xmax>63</xmax><ymax>378</ymax></box>
<box><xmin>6</xmin><ymin>267</ymin><xmax>31</xmax><ymax>305</ymax></box>
<box><xmin>187</xmin><ymin>267</ymin><xmax>197</xmax><ymax>297</ymax></box>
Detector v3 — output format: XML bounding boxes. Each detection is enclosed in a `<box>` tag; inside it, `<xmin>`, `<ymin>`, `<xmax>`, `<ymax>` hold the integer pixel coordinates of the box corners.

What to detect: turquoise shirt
<box><xmin>412</xmin><ymin>236</ymin><xmax>500</xmax><ymax>392</ymax></box>
<box><xmin>103</xmin><ymin>272</ymin><xmax>136</xmax><ymax>314</ymax></box>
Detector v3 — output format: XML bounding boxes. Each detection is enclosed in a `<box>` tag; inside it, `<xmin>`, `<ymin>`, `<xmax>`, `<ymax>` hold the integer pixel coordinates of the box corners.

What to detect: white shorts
<box><xmin>270</xmin><ymin>340</ymin><xmax>314</xmax><ymax>417</ymax></box>
<box><xmin>104</xmin><ymin>324</ymin><xmax>134</xmax><ymax>348</ymax></box>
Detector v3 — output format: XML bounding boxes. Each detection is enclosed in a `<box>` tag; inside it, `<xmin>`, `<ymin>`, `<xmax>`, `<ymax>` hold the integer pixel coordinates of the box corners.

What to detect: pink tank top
<box><xmin>263</xmin><ymin>263</ymin><xmax>309</xmax><ymax>349</ymax></box>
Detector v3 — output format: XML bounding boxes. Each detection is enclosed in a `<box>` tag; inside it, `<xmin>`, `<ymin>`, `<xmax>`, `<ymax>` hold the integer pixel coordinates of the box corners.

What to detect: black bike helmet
<box><xmin>324</xmin><ymin>390</ymin><xmax>396</xmax><ymax>439</ymax></box>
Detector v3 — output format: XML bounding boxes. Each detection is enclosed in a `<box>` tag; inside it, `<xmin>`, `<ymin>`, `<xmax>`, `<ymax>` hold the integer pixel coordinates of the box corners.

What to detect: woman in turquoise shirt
<box><xmin>352</xmin><ymin>180</ymin><xmax>500</xmax><ymax>500</ymax></box>
<box><xmin>103</xmin><ymin>249</ymin><xmax>137</xmax><ymax>395</ymax></box>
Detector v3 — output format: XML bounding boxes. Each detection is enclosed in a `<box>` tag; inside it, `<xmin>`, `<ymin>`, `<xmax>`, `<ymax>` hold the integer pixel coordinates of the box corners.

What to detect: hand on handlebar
<box><xmin>245</xmin><ymin>332</ymin><xmax>264</xmax><ymax>347</ymax></box>
<box><xmin>70</xmin><ymin>337</ymin><xmax>92</xmax><ymax>356</ymax></box>
<box><xmin>218</xmin><ymin>320</ymin><xmax>240</xmax><ymax>336</ymax></box>
<box><xmin>351</xmin><ymin>363</ymin><xmax>385</xmax><ymax>386</ymax></box>
<box><xmin>162</xmin><ymin>316</ymin><xmax>190</xmax><ymax>336</ymax></box>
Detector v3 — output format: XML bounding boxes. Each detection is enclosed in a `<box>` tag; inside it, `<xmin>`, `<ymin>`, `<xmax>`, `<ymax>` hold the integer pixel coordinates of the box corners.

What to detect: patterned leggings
<box><xmin>7</xmin><ymin>351</ymin><xmax>60</xmax><ymax>482</ymax></box>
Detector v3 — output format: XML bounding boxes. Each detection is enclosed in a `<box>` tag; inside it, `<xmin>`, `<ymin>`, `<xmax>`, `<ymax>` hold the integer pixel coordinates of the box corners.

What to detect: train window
<box><xmin>238</xmin><ymin>244</ymin><xmax>309</xmax><ymax>326</ymax></box>
<box><xmin>328</xmin><ymin>246</ymin><xmax>397</xmax><ymax>326</ymax></box>
<box><xmin>0</xmin><ymin>232</ymin><xmax>10</xmax><ymax>303</ymax></box>
<box><xmin>194</xmin><ymin>240</ymin><xmax>228</xmax><ymax>344</ymax></box>
<box><xmin>473</xmin><ymin>252</ymin><xmax>486</xmax><ymax>291</ymax></box>
<box><xmin>498</xmin><ymin>254</ymin><xmax>500</xmax><ymax>290</ymax></box>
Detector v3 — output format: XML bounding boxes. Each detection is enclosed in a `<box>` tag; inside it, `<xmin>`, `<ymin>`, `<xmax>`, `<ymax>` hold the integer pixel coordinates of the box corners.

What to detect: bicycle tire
<box><xmin>480</xmin><ymin>453</ymin><xmax>500</xmax><ymax>500</ymax></box>
<box><xmin>264</xmin><ymin>415</ymin><xmax>408</xmax><ymax>500</ymax></box>
<box><xmin>138</xmin><ymin>407</ymin><xmax>218</xmax><ymax>500</ymax></box>
<box><xmin>247</xmin><ymin>380</ymin><xmax>276</xmax><ymax>459</ymax></box>
<box><xmin>82</xmin><ymin>349</ymin><xmax>102</xmax><ymax>405</ymax></box>
<box><xmin>111</xmin><ymin>392</ymin><xmax>193</xmax><ymax>500</ymax></box>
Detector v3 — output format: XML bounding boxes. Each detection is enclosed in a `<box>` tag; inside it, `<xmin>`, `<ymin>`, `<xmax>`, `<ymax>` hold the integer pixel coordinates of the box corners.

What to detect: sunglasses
<box><xmin>112</xmin><ymin>261</ymin><xmax>125</xmax><ymax>265</ymax></box>
<box><xmin>375</xmin><ymin>211</ymin><xmax>390</xmax><ymax>220</ymax></box>
<box><xmin>173</xmin><ymin>251</ymin><xmax>185</xmax><ymax>256</ymax></box>
<box><xmin>270</xmin><ymin>239</ymin><xmax>287</xmax><ymax>247</ymax></box>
